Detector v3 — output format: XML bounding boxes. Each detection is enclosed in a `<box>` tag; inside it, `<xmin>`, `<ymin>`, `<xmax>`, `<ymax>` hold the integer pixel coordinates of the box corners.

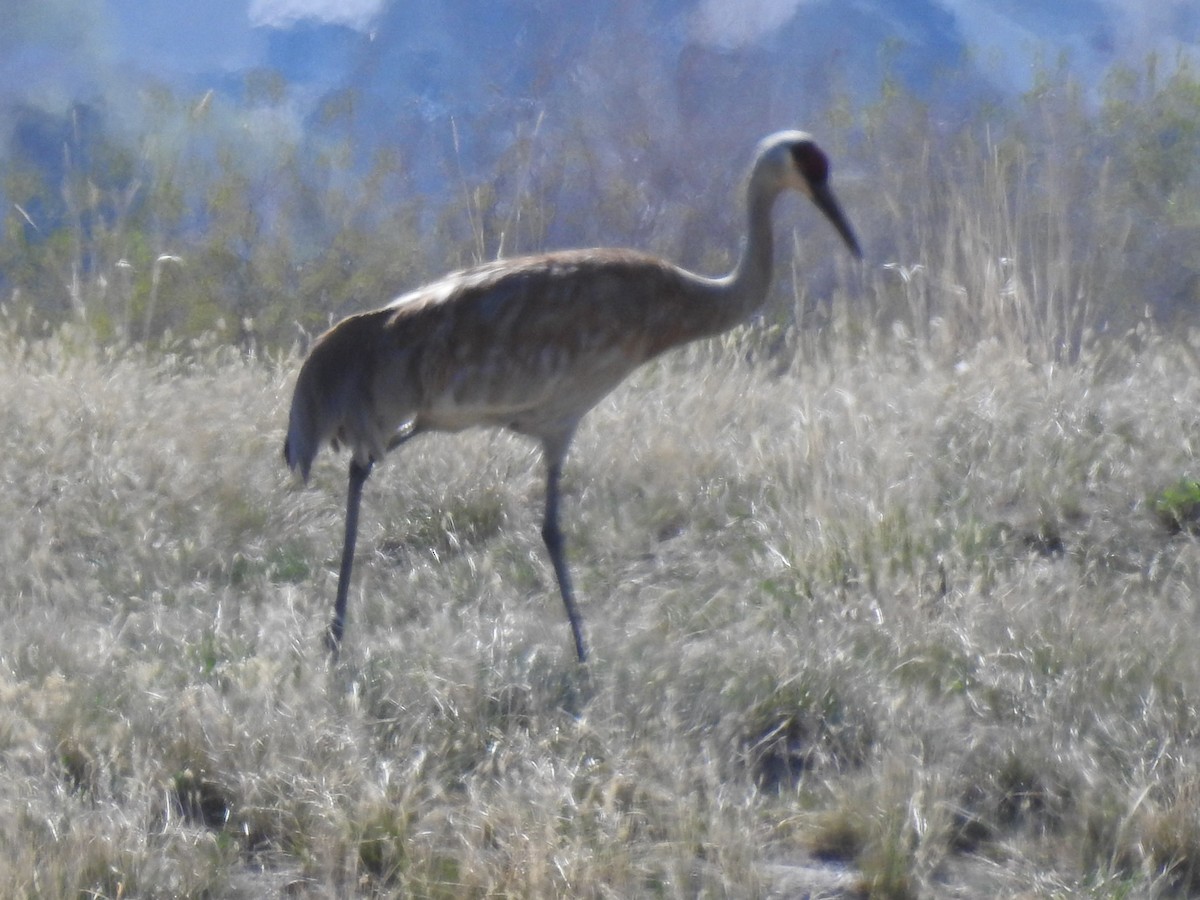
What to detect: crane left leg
<box><xmin>327</xmin><ymin>458</ymin><xmax>373</xmax><ymax>658</ymax></box>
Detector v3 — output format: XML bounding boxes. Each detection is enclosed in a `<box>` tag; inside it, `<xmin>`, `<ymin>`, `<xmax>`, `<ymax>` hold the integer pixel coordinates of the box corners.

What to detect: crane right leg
<box><xmin>327</xmin><ymin>458</ymin><xmax>373</xmax><ymax>659</ymax></box>
<box><xmin>542</xmin><ymin>457</ymin><xmax>588</xmax><ymax>663</ymax></box>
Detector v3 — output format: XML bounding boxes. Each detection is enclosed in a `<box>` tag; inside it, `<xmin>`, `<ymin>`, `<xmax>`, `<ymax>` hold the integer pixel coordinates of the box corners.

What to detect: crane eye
<box><xmin>790</xmin><ymin>141</ymin><xmax>829</xmax><ymax>185</ymax></box>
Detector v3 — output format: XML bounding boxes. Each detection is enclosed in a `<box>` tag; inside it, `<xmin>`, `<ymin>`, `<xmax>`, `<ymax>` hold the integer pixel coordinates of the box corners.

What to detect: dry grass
<box><xmin>5</xmin><ymin>319</ymin><xmax>1200</xmax><ymax>898</ymax></box>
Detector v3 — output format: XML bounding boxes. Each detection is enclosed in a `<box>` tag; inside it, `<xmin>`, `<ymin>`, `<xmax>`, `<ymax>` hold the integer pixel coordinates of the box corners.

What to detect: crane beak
<box><xmin>811</xmin><ymin>182</ymin><xmax>862</xmax><ymax>259</ymax></box>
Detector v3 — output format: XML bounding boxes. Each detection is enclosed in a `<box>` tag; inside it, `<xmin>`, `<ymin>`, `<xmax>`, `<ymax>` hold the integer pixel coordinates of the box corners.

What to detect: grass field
<box><xmin>4</xmin><ymin>316</ymin><xmax>1200</xmax><ymax>898</ymax></box>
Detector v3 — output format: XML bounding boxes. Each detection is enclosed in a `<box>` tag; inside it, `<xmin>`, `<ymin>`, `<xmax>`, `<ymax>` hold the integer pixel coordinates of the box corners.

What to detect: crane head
<box><xmin>756</xmin><ymin>131</ymin><xmax>862</xmax><ymax>259</ymax></box>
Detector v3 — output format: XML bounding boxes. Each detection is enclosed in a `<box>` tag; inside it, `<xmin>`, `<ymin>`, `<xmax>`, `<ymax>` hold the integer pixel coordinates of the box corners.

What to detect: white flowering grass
<box><xmin>3</xmin><ymin>322</ymin><xmax>1200</xmax><ymax>898</ymax></box>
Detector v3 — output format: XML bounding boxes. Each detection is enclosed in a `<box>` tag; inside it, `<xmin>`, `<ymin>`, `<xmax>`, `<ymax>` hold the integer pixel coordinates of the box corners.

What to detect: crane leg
<box><xmin>327</xmin><ymin>457</ymin><xmax>373</xmax><ymax>659</ymax></box>
<box><xmin>542</xmin><ymin>458</ymin><xmax>588</xmax><ymax>663</ymax></box>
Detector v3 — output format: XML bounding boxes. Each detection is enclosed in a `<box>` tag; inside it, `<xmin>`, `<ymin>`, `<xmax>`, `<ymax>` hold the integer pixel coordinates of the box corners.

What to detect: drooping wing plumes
<box><xmin>283</xmin><ymin>311</ymin><xmax>389</xmax><ymax>481</ymax></box>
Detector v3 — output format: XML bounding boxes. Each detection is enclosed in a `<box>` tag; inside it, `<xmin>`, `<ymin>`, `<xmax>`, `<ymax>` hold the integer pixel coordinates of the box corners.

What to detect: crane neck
<box><xmin>700</xmin><ymin>178</ymin><xmax>781</xmax><ymax>334</ymax></box>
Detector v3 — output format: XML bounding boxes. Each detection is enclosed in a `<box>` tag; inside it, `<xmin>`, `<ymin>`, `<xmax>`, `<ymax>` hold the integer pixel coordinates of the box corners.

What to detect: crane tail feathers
<box><xmin>283</xmin><ymin>408</ymin><xmax>317</xmax><ymax>483</ymax></box>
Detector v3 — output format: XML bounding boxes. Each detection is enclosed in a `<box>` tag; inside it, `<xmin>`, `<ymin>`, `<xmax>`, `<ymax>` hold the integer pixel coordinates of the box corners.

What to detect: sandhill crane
<box><xmin>284</xmin><ymin>130</ymin><xmax>860</xmax><ymax>663</ymax></box>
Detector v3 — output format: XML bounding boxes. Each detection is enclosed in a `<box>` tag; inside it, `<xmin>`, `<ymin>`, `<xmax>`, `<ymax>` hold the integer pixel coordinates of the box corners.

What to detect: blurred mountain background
<box><xmin>2</xmin><ymin>1</ymin><xmax>1198</xmax><ymax>351</ymax></box>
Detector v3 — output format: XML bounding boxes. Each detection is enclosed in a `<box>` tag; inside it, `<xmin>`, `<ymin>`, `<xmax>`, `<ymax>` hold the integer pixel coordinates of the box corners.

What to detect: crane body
<box><xmin>284</xmin><ymin>131</ymin><xmax>861</xmax><ymax>662</ymax></box>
